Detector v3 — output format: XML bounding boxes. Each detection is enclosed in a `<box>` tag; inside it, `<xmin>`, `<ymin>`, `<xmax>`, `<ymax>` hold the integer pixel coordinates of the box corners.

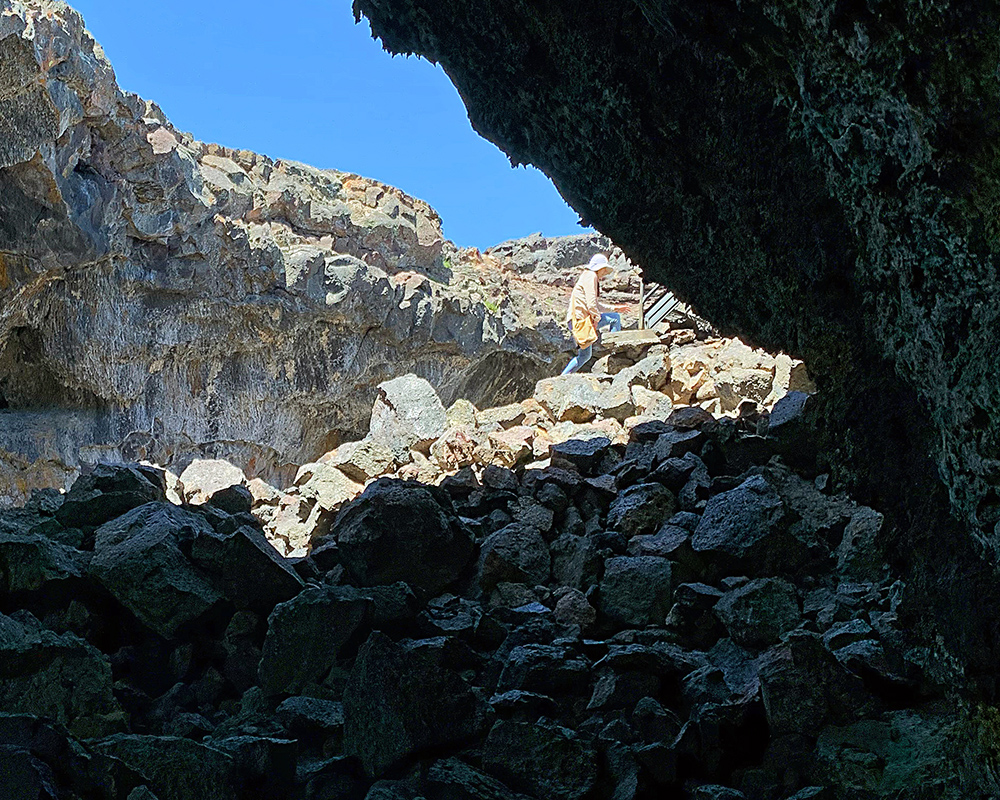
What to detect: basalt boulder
<box><xmin>599</xmin><ymin>555</ymin><xmax>674</xmax><ymax>628</ymax></box>
<box><xmin>0</xmin><ymin>530</ymin><xmax>87</xmax><ymax>595</ymax></box>
<box><xmin>343</xmin><ymin>632</ymin><xmax>490</xmax><ymax>776</ymax></box>
<box><xmin>690</xmin><ymin>476</ymin><xmax>798</xmax><ymax>575</ymax></box>
<box><xmin>87</xmin><ymin>735</ymin><xmax>237</xmax><ymax>800</ymax></box>
<box><xmin>332</xmin><ymin>478</ymin><xmax>475</xmax><ymax>597</ymax></box>
<box><xmin>88</xmin><ymin>503</ymin><xmax>223</xmax><ymax>639</ymax></box>
<box><xmin>0</xmin><ymin>612</ymin><xmax>124</xmax><ymax>739</ymax></box>
<box><xmin>482</xmin><ymin>719</ymin><xmax>597</xmax><ymax>800</ymax></box>
<box><xmin>477</xmin><ymin>522</ymin><xmax>551</xmax><ymax>593</ymax></box>
<box><xmin>189</xmin><ymin>523</ymin><xmax>304</xmax><ymax>615</ymax></box>
<box><xmin>55</xmin><ymin>464</ymin><xmax>166</xmax><ymax>531</ymax></box>
<box><xmin>258</xmin><ymin>585</ymin><xmax>372</xmax><ymax>696</ymax></box>
<box><xmin>713</xmin><ymin>577</ymin><xmax>801</xmax><ymax>650</ymax></box>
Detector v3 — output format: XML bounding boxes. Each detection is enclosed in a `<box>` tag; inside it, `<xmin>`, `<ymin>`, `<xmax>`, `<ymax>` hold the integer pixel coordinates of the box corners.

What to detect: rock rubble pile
<box><xmin>1</xmin><ymin>337</ymin><xmax>991</xmax><ymax>799</ymax></box>
<box><xmin>171</xmin><ymin>329</ymin><xmax>815</xmax><ymax>557</ymax></box>
<box><xmin>0</xmin><ymin>396</ymin><xmax>989</xmax><ymax>799</ymax></box>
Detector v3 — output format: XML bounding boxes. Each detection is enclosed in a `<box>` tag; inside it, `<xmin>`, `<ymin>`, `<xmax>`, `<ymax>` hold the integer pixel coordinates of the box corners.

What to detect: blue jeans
<box><xmin>561</xmin><ymin>312</ymin><xmax>621</xmax><ymax>374</ymax></box>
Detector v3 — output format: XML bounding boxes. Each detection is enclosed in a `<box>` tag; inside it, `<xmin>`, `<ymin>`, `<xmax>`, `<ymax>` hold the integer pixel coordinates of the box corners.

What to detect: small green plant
<box><xmin>483</xmin><ymin>298</ymin><xmax>500</xmax><ymax>314</ymax></box>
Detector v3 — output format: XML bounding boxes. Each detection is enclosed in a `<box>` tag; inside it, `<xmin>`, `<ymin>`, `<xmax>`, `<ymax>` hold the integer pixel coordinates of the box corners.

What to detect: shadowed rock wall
<box><xmin>354</xmin><ymin>0</ymin><xmax>1000</xmax><ymax>687</ymax></box>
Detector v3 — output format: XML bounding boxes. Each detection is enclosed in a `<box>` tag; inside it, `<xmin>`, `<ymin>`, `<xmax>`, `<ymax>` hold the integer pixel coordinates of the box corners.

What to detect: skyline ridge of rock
<box><xmin>0</xmin><ymin>0</ymin><xmax>634</xmax><ymax>505</ymax></box>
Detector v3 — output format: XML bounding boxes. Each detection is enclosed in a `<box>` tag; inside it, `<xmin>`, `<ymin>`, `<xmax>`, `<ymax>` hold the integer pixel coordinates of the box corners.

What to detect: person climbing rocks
<box><xmin>561</xmin><ymin>253</ymin><xmax>625</xmax><ymax>375</ymax></box>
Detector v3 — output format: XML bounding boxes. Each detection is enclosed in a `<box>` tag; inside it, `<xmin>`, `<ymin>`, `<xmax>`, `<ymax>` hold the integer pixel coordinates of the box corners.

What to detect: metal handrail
<box><xmin>640</xmin><ymin>280</ymin><xmax>682</xmax><ymax>329</ymax></box>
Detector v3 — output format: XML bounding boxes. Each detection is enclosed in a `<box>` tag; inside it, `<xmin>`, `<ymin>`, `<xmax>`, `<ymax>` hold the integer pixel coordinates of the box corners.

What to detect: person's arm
<box><xmin>582</xmin><ymin>272</ymin><xmax>601</xmax><ymax>320</ymax></box>
<box><xmin>595</xmin><ymin>282</ymin><xmax>626</xmax><ymax>314</ymax></box>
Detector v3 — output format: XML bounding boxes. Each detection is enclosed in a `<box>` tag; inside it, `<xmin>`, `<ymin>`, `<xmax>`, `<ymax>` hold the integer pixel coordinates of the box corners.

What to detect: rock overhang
<box><xmin>353</xmin><ymin>0</ymin><xmax>1000</xmax><ymax>529</ymax></box>
<box><xmin>354</xmin><ymin>0</ymin><xmax>1000</xmax><ymax>685</ymax></box>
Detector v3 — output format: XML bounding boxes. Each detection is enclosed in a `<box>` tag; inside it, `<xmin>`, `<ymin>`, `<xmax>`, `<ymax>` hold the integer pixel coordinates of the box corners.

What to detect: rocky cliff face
<box><xmin>353</xmin><ymin>0</ymin><xmax>1000</xmax><ymax>689</ymax></box>
<box><xmin>0</xmin><ymin>0</ymin><xmax>614</xmax><ymax>504</ymax></box>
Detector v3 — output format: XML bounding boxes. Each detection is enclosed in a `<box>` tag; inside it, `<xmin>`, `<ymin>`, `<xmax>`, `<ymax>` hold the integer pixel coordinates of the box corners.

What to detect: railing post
<box><xmin>639</xmin><ymin>276</ymin><xmax>646</xmax><ymax>330</ymax></box>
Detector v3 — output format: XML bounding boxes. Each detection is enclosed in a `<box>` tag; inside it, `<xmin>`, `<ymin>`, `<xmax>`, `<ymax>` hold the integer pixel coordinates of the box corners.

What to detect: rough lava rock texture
<box><xmin>354</xmin><ymin>0</ymin><xmax>1000</xmax><ymax>693</ymax></box>
<box><xmin>0</xmin><ymin>0</ymin><xmax>577</xmax><ymax>503</ymax></box>
<box><xmin>0</xmin><ymin>412</ymin><xmax>997</xmax><ymax>797</ymax></box>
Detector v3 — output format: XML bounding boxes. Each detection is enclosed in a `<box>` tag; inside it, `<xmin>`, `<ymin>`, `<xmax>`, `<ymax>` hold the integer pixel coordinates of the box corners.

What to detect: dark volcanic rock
<box><xmin>477</xmin><ymin>522</ymin><xmax>550</xmax><ymax>593</ymax></box>
<box><xmin>549</xmin><ymin>436</ymin><xmax>612</xmax><ymax>476</ymax></box>
<box><xmin>758</xmin><ymin>632</ymin><xmax>876</xmax><ymax>737</ymax></box>
<box><xmin>258</xmin><ymin>585</ymin><xmax>372</xmax><ymax>696</ymax></box>
<box><xmin>344</xmin><ymin>632</ymin><xmax>489</xmax><ymax>776</ymax></box>
<box><xmin>55</xmin><ymin>464</ymin><xmax>166</xmax><ymax>530</ymax></box>
<box><xmin>714</xmin><ymin>577</ymin><xmax>801</xmax><ymax>649</ymax></box>
<box><xmin>691</xmin><ymin>475</ymin><xmax>802</xmax><ymax>573</ymax></box>
<box><xmin>88</xmin><ymin>735</ymin><xmax>236</xmax><ymax>800</ymax></box>
<box><xmin>599</xmin><ymin>555</ymin><xmax>673</xmax><ymax>628</ymax></box>
<box><xmin>0</xmin><ymin>714</ymin><xmax>120</xmax><ymax>798</ymax></box>
<box><xmin>835</xmin><ymin>506</ymin><xmax>887</xmax><ymax>582</ymax></box>
<box><xmin>207</xmin><ymin>484</ymin><xmax>253</xmax><ymax>516</ymax></box>
<box><xmin>812</xmin><ymin>710</ymin><xmax>979</xmax><ymax>799</ymax></box>
<box><xmin>553</xmin><ymin>587</ymin><xmax>597</xmax><ymax>628</ymax></box>
<box><xmin>0</xmin><ymin>530</ymin><xmax>87</xmax><ymax>594</ymax></box>
<box><xmin>606</xmin><ymin>482</ymin><xmax>677</xmax><ymax>539</ymax></box>
<box><xmin>189</xmin><ymin>523</ymin><xmax>303</xmax><ymax>614</ymax></box>
<box><xmin>333</xmin><ymin>478</ymin><xmax>474</xmax><ymax>597</ymax></box>
<box><xmin>496</xmin><ymin>643</ymin><xmax>589</xmax><ymax>696</ymax></box>
<box><xmin>693</xmin><ymin>787</ymin><xmax>746</xmax><ymax>800</ymax></box>
<box><xmin>0</xmin><ymin>612</ymin><xmax>124</xmax><ymax>738</ymax></box>
<box><xmin>665</xmin><ymin>582</ymin><xmax>725</xmax><ymax>650</ymax></box>
<box><xmin>276</xmin><ymin>695</ymin><xmax>345</xmax><ymax>738</ymax></box>
<box><xmin>482</xmin><ymin>719</ymin><xmax>597</xmax><ymax>800</ymax></box>
<box><xmin>88</xmin><ymin>503</ymin><xmax>222</xmax><ymax>639</ymax></box>
<box><xmin>427</xmin><ymin>757</ymin><xmax>533</xmax><ymax>800</ymax></box>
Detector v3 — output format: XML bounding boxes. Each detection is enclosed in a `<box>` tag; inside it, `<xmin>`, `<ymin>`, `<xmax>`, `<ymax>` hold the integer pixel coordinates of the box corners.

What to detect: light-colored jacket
<box><xmin>566</xmin><ymin>269</ymin><xmax>612</xmax><ymax>326</ymax></box>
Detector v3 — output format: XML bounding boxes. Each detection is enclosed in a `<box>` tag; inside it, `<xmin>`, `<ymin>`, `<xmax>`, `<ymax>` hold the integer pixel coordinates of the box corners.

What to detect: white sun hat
<box><xmin>586</xmin><ymin>253</ymin><xmax>612</xmax><ymax>272</ymax></box>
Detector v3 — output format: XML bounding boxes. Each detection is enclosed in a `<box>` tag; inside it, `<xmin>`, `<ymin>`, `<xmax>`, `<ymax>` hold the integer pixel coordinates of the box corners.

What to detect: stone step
<box><xmin>594</xmin><ymin>329</ymin><xmax>662</xmax><ymax>358</ymax></box>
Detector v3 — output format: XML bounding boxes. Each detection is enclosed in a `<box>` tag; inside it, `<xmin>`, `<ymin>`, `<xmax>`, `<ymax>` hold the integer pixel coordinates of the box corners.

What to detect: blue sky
<box><xmin>70</xmin><ymin>0</ymin><xmax>589</xmax><ymax>249</ymax></box>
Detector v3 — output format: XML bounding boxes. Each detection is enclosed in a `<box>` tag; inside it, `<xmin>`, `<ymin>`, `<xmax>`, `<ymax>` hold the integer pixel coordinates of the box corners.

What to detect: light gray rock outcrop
<box><xmin>369</xmin><ymin>374</ymin><xmax>448</xmax><ymax>455</ymax></box>
<box><xmin>0</xmin><ymin>1</ymin><xmax>566</xmax><ymax>505</ymax></box>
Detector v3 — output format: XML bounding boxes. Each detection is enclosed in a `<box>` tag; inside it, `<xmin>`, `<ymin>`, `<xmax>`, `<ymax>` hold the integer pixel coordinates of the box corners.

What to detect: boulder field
<box><xmin>3</xmin><ymin>379</ymin><xmax>996</xmax><ymax>798</ymax></box>
<box><xmin>0</xmin><ymin>334</ymin><xmax>994</xmax><ymax>798</ymax></box>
